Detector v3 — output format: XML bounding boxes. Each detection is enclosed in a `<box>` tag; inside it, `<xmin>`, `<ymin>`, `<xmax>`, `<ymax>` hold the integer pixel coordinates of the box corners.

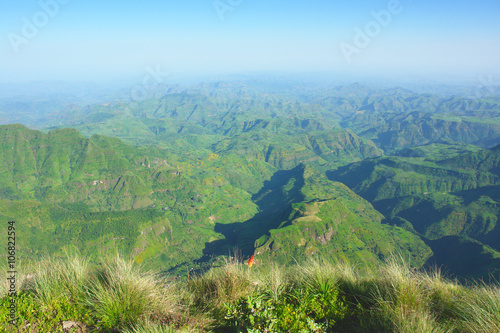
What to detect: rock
<box><xmin>62</xmin><ymin>321</ymin><xmax>87</xmax><ymax>332</ymax></box>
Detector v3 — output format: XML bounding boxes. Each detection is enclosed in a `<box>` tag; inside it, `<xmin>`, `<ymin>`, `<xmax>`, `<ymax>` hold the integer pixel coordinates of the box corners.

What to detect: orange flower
<box><xmin>248</xmin><ymin>255</ymin><xmax>255</xmax><ymax>269</ymax></box>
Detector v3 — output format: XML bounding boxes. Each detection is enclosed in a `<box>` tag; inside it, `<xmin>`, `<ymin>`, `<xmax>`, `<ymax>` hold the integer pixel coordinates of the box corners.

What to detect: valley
<box><xmin>1</xmin><ymin>81</ymin><xmax>499</xmax><ymax>280</ymax></box>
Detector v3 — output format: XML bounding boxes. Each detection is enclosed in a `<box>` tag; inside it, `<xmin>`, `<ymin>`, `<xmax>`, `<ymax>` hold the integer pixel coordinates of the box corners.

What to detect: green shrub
<box><xmin>223</xmin><ymin>277</ymin><xmax>347</xmax><ymax>332</ymax></box>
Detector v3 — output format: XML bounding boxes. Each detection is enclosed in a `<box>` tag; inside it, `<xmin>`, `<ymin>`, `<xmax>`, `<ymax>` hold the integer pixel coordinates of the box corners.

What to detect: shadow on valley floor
<box><xmin>422</xmin><ymin>235</ymin><xmax>500</xmax><ymax>283</ymax></box>
<box><xmin>201</xmin><ymin>165</ymin><xmax>306</xmax><ymax>259</ymax></box>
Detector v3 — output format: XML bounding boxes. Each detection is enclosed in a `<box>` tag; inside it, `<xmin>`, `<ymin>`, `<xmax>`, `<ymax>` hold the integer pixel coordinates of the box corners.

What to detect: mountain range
<box><xmin>1</xmin><ymin>80</ymin><xmax>499</xmax><ymax>279</ymax></box>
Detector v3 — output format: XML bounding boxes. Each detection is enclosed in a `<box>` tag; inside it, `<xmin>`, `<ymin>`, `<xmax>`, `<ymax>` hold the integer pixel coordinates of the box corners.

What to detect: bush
<box><xmin>224</xmin><ymin>286</ymin><xmax>347</xmax><ymax>332</ymax></box>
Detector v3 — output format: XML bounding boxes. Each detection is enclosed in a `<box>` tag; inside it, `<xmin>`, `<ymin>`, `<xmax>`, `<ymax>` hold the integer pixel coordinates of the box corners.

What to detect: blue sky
<box><xmin>1</xmin><ymin>0</ymin><xmax>499</xmax><ymax>83</ymax></box>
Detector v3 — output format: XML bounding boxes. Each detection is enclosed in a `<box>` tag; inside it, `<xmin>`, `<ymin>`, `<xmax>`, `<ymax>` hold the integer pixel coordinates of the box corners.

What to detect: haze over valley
<box><xmin>1</xmin><ymin>0</ymin><xmax>500</xmax><ymax>331</ymax></box>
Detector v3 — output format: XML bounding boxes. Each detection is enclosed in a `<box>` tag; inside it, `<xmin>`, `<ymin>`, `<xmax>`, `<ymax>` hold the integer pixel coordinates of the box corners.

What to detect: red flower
<box><xmin>248</xmin><ymin>255</ymin><xmax>254</xmax><ymax>269</ymax></box>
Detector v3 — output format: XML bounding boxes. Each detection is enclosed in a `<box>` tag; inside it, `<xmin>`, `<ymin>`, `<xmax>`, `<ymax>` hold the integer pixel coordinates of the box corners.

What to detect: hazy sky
<box><xmin>1</xmin><ymin>0</ymin><xmax>499</xmax><ymax>83</ymax></box>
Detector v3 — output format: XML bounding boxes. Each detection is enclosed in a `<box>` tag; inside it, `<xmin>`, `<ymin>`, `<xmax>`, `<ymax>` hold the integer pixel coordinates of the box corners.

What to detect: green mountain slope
<box><xmin>252</xmin><ymin>167</ymin><xmax>432</xmax><ymax>268</ymax></box>
<box><xmin>0</xmin><ymin>124</ymin><xmax>426</xmax><ymax>273</ymax></box>
<box><xmin>0</xmin><ymin>124</ymin><xmax>266</xmax><ymax>269</ymax></box>
<box><xmin>212</xmin><ymin>129</ymin><xmax>382</xmax><ymax>170</ymax></box>
<box><xmin>3</xmin><ymin>80</ymin><xmax>500</xmax><ymax>279</ymax></box>
<box><xmin>328</xmin><ymin>146</ymin><xmax>500</xmax><ymax>277</ymax></box>
<box><xmin>328</xmin><ymin>148</ymin><xmax>500</xmax><ymax>202</ymax></box>
<box><xmin>42</xmin><ymin>83</ymin><xmax>500</xmax><ymax>153</ymax></box>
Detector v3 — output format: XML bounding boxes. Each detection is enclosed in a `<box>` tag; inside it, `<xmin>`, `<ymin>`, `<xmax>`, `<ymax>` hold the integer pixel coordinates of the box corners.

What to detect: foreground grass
<box><xmin>0</xmin><ymin>255</ymin><xmax>499</xmax><ymax>332</ymax></box>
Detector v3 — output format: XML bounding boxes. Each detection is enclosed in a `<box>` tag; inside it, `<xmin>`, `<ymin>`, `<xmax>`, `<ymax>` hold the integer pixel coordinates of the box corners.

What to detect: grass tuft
<box><xmin>1</xmin><ymin>254</ymin><xmax>499</xmax><ymax>332</ymax></box>
<box><xmin>83</xmin><ymin>255</ymin><xmax>172</xmax><ymax>329</ymax></box>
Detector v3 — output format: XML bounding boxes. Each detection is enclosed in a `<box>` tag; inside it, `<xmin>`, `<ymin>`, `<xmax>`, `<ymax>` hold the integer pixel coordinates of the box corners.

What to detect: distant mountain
<box><xmin>1</xmin><ymin>80</ymin><xmax>500</xmax><ymax>279</ymax></box>
<box><xmin>18</xmin><ymin>81</ymin><xmax>497</xmax><ymax>152</ymax></box>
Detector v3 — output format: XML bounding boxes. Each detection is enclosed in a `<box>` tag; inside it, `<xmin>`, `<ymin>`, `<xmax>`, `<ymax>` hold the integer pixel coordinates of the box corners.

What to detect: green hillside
<box><xmin>44</xmin><ymin>83</ymin><xmax>500</xmax><ymax>152</ymax></box>
<box><xmin>1</xmin><ymin>82</ymin><xmax>500</xmax><ymax>279</ymax></box>
<box><xmin>0</xmin><ymin>124</ymin><xmax>264</xmax><ymax>269</ymax></box>
<box><xmin>253</xmin><ymin>169</ymin><xmax>432</xmax><ymax>268</ymax></box>
<box><xmin>0</xmin><ymin>124</ymin><xmax>421</xmax><ymax>274</ymax></box>
<box><xmin>328</xmin><ymin>145</ymin><xmax>500</xmax><ymax>278</ymax></box>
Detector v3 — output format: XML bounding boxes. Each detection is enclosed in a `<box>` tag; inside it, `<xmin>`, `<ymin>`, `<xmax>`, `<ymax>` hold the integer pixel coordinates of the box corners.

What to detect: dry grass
<box><xmin>1</xmin><ymin>254</ymin><xmax>499</xmax><ymax>332</ymax></box>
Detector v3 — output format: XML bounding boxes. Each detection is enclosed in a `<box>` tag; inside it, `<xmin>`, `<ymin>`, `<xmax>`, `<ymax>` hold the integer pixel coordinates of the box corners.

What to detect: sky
<box><xmin>1</xmin><ymin>0</ymin><xmax>499</xmax><ymax>84</ymax></box>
